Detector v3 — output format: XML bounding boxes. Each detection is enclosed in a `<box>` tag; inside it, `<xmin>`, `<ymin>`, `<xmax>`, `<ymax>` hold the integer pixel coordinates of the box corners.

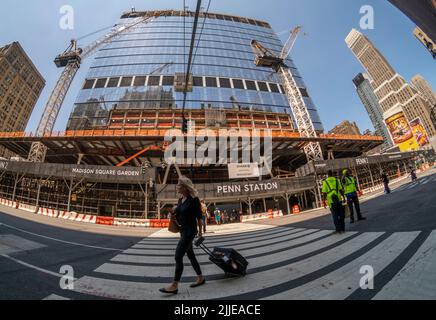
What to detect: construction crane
<box><xmin>150</xmin><ymin>62</ymin><xmax>174</xmax><ymax>75</ymax></box>
<box><xmin>251</xmin><ymin>26</ymin><xmax>324</xmax><ymax>161</ymax></box>
<box><xmin>27</xmin><ymin>12</ymin><xmax>170</xmax><ymax>163</ymax></box>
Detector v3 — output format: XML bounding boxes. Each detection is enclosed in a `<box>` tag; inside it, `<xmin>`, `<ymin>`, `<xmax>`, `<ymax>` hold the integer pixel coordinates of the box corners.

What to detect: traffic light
<box><xmin>182</xmin><ymin>116</ymin><xmax>188</xmax><ymax>134</ymax></box>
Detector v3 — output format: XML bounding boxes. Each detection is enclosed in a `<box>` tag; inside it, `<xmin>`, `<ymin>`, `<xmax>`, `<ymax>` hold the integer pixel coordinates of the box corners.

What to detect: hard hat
<box><xmin>342</xmin><ymin>169</ymin><xmax>349</xmax><ymax>175</ymax></box>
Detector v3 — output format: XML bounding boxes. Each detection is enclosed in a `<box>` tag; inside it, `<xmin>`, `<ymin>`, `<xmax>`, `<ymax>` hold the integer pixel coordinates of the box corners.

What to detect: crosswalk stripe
<box><xmin>73</xmin><ymin>232</ymin><xmax>378</xmax><ymax>299</ymax></box>
<box><xmin>114</xmin><ymin>229</ymin><xmax>327</xmax><ymax>264</ymax></box>
<box><xmin>127</xmin><ymin>229</ymin><xmax>320</xmax><ymax>255</ymax></box>
<box><xmin>421</xmin><ymin>177</ymin><xmax>431</xmax><ymax>185</ymax></box>
<box><xmin>141</xmin><ymin>225</ymin><xmax>295</xmax><ymax>245</ymax></box>
<box><xmin>373</xmin><ymin>231</ymin><xmax>436</xmax><ymax>300</ymax></box>
<box><xmin>43</xmin><ymin>294</ymin><xmax>71</xmax><ymax>300</ymax></box>
<box><xmin>95</xmin><ymin>231</ymin><xmax>344</xmax><ymax>279</ymax></box>
<box><xmin>263</xmin><ymin>231</ymin><xmax>420</xmax><ymax>300</ymax></box>
<box><xmin>134</xmin><ymin>227</ymin><xmax>304</xmax><ymax>249</ymax></box>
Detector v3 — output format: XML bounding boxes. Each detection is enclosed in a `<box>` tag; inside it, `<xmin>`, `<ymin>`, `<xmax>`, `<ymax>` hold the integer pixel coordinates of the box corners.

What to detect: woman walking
<box><xmin>159</xmin><ymin>176</ymin><xmax>206</xmax><ymax>295</ymax></box>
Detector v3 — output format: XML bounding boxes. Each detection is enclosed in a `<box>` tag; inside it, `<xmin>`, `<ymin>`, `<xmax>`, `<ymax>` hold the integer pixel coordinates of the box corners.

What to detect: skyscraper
<box><xmin>67</xmin><ymin>10</ymin><xmax>324</xmax><ymax>133</ymax></box>
<box><xmin>0</xmin><ymin>42</ymin><xmax>45</xmax><ymax>157</ymax></box>
<box><xmin>353</xmin><ymin>73</ymin><xmax>393</xmax><ymax>149</ymax></box>
<box><xmin>328</xmin><ymin>120</ymin><xmax>361</xmax><ymax>136</ymax></box>
<box><xmin>346</xmin><ymin>29</ymin><xmax>435</xmax><ymax>151</ymax></box>
<box><xmin>411</xmin><ymin>74</ymin><xmax>436</xmax><ymax>106</ymax></box>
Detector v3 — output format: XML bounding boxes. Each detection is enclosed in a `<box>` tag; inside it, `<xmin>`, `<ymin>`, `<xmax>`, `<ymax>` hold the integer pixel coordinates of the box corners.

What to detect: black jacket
<box><xmin>175</xmin><ymin>196</ymin><xmax>202</xmax><ymax>237</ymax></box>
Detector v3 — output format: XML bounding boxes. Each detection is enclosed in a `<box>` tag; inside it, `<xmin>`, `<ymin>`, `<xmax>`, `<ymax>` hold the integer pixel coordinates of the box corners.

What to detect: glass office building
<box><xmin>67</xmin><ymin>10</ymin><xmax>324</xmax><ymax>132</ymax></box>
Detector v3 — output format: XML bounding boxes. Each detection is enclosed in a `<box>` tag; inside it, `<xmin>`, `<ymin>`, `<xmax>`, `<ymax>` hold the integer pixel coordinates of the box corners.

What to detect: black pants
<box><xmin>384</xmin><ymin>182</ymin><xmax>391</xmax><ymax>194</ymax></box>
<box><xmin>346</xmin><ymin>193</ymin><xmax>362</xmax><ymax>221</ymax></box>
<box><xmin>330</xmin><ymin>201</ymin><xmax>345</xmax><ymax>232</ymax></box>
<box><xmin>174</xmin><ymin>234</ymin><xmax>202</xmax><ymax>282</ymax></box>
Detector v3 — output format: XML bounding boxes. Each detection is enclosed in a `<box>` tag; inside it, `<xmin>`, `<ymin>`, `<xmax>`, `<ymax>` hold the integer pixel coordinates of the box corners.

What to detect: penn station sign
<box><xmin>217</xmin><ymin>181</ymin><xmax>279</xmax><ymax>195</ymax></box>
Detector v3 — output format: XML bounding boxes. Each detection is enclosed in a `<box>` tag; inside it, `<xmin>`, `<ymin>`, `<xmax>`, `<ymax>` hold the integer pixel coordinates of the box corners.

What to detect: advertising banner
<box><xmin>385</xmin><ymin>112</ymin><xmax>419</xmax><ymax>152</ymax></box>
<box><xmin>409</xmin><ymin>118</ymin><xmax>430</xmax><ymax>147</ymax></box>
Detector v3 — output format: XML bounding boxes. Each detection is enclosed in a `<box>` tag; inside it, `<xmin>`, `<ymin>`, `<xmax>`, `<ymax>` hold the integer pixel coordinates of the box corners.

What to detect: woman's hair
<box><xmin>178</xmin><ymin>176</ymin><xmax>199</xmax><ymax>198</ymax></box>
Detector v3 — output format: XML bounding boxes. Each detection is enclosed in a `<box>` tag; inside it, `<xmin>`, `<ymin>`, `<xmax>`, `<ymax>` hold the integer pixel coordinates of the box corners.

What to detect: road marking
<box><xmin>373</xmin><ymin>231</ymin><xmax>436</xmax><ymax>300</ymax></box>
<box><xmin>0</xmin><ymin>234</ymin><xmax>46</xmax><ymax>255</ymax></box>
<box><xmin>130</xmin><ymin>228</ymin><xmax>319</xmax><ymax>253</ymax></box>
<box><xmin>43</xmin><ymin>294</ymin><xmax>71</xmax><ymax>300</ymax></box>
<box><xmin>72</xmin><ymin>232</ymin><xmax>375</xmax><ymax>299</ymax></box>
<box><xmin>264</xmin><ymin>232</ymin><xmax>420</xmax><ymax>300</ymax></box>
<box><xmin>0</xmin><ymin>222</ymin><xmax>122</xmax><ymax>252</ymax></box>
<box><xmin>1</xmin><ymin>253</ymin><xmax>77</xmax><ymax>280</ymax></box>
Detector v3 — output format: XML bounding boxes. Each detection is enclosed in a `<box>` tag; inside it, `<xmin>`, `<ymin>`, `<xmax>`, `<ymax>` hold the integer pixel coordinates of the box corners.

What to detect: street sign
<box><xmin>228</xmin><ymin>163</ymin><xmax>260</xmax><ymax>179</ymax></box>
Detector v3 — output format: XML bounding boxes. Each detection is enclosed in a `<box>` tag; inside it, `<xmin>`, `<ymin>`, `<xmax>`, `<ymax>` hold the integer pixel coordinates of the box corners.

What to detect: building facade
<box><xmin>67</xmin><ymin>10</ymin><xmax>324</xmax><ymax>133</ymax></box>
<box><xmin>0</xmin><ymin>42</ymin><xmax>45</xmax><ymax>157</ymax></box>
<box><xmin>388</xmin><ymin>0</ymin><xmax>436</xmax><ymax>43</ymax></box>
<box><xmin>353</xmin><ymin>73</ymin><xmax>394</xmax><ymax>149</ymax></box>
<box><xmin>328</xmin><ymin>120</ymin><xmax>361</xmax><ymax>136</ymax></box>
<box><xmin>346</xmin><ymin>29</ymin><xmax>436</xmax><ymax>150</ymax></box>
<box><xmin>411</xmin><ymin>74</ymin><xmax>436</xmax><ymax>106</ymax></box>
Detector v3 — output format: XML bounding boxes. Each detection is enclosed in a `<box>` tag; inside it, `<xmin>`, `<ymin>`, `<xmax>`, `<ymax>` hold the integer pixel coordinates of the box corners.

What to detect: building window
<box><xmin>148</xmin><ymin>76</ymin><xmax>161</xmax><ymax>86</ymax></box>
<box><xmin>245</xmin><ymin>80</ymin><xmax>257</xmax><ymax>91</ymax></box>
<box><xmin>193</xmin><ymin>77</ymin><xmax>204</xmax><ymax>87</ymax></box>
<box><xmin>206</xmin><ymin>77</ymin><xmax>218</xmax><ymax>87</ymax></box>
<box><xmin>162</xmin><ymin>76</ymin><xmax>174</xmax><ymax>86</ymax></box>
<box><xmin>299</xmin><ymin>88</ymin><xmax>309</xmax><ymax>97</ymax></box>
<box><xmin>95</xmin><ymin>78</ymin><xmax>107</xmax><ymax>88</ymax></box>
<box><xmin>232</xmin><ymin>79</ymin><xmax>244</xmax><ymax>89</ymax></box>
<box><xmin>269</xmin><ymin>83</ymin><xmax>280</xmax><ymax>93</ymax></box>
<box><xmin>257</xmin><ymin>82</ymin><xmax>269</xmax><ymax>92</ymax></box>
<box><xmin>107</xmin><ymin>77</ymin><xmax>120</xmax><ymax>88</ymax></box>
<box><xmin>120</xmin><ymin>77</ymin><xmax>133</xmax><ymax>87</ymax></box>
<box><xmin>134</xmin><ymin>76</ymin><xmax>147</xmax><ymax>87</ymax></box>
<box><xmin>219</xmin><ymin>78</ymin><xmax>231</xmax><ymax>88</ymax></box>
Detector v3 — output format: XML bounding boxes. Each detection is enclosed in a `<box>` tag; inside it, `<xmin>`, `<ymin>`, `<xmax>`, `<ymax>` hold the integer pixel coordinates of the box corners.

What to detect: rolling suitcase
<box><xmin>194</xmin><ymin>237</ymin><xmax>248</xmax><ymax>277</ymax></box>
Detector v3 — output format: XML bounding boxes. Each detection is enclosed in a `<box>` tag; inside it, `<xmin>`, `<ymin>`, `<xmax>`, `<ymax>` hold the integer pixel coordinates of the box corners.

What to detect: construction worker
<box><xmin>341</xmin><ymin>169</ymin><xmax>366</xmax><ymax>223</ymax></box>
<box><xmin>322</xmin><ymin>170</ymin><xmax>346</xmax><ymax>233</ymax></box>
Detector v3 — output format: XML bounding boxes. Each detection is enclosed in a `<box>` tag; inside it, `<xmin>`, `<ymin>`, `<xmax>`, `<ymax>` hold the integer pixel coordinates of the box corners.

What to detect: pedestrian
<box><xmin>410</xmin><ymin>167</ymin><xmax>417</xmax><ymax>182</ymax></box>
<box><xmin>159</xmin><ymin>176</ymin><xmax>205</xmax><ymax>295</ymax></box>
<box><xmin>215</xmin><ymin>209</ymin><xmax>221</xmax><ymax>225</ymax></box>
<box><xmin>201</xmin><ymin>200</ymin><xmax>209</xmax><ymax>233</ymax></box>
<box><xmin>341</xmin><ymin>169</ymin><xmax>366</xmax><ymax>224</ymax></box>
<box><xmin>322</xmin><ymin>170</ymin><xmax>346</xmax><ymax>233</ymax></box>
<box><xmin>381</xmin><ymin>172</ymin><xmax>391</xmax><ymax>194</ymax></box>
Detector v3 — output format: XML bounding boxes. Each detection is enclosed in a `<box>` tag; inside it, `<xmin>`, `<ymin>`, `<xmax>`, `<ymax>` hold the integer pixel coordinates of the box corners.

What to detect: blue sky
<box><xmin>1</xmin><ymin>0</ymin><xmax>435</xmax><ymax>133</ymax></box>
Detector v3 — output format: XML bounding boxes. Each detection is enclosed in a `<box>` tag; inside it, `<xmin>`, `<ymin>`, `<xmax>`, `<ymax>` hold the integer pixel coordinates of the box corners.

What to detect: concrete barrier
<box><xmin>240</xmin><ymin>210</ymin><xmax>283</xmax><ymax>223</ymax></box>
<box><xmin>114</xmin><ymin>218</ymin><xmax>169</xmax><ymax>228</ymax></box>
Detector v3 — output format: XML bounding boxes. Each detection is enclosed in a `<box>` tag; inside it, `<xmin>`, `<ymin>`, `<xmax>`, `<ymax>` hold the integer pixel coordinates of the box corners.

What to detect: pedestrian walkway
<box><xmin>392</xmin><ymin>175</ymin><xmax>436</xmax><ymax>193</ymax></box>
<box><xmin>42</xmin><ymin>224</ymin><xmax>436</xmax><ymax>300</ymax></box>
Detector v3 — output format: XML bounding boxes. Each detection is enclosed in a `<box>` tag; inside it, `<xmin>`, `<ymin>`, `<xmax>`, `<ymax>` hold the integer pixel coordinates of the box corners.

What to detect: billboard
<box><xmin>385</xmin><ymin>112</ymin><xmax>419</xmax><ymax>152</ymax></box>
<box><xmin>410</xmin><ymin>117</ymin><xmax>430</xmax><ymax>147</ymax></box>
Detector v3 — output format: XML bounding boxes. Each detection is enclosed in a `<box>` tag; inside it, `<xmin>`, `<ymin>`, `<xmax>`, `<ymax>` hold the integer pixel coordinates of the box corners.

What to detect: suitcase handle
<box><xmin>194</xmin><ymin>236</ymin><xmax>205</xmax><ymax>247</ymax></box>
<box><xmin>194</xmin><ymin>237</ymin><xmax>215</xmax><ymax>257</ymax></box>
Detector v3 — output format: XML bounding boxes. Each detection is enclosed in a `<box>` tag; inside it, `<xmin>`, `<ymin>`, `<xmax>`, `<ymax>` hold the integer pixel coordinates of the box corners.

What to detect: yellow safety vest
<box><xmin>342</xmin><ymin>176</ymin><xmax>357</xmax><ymax>195</ymax></box>
<box><xmin>322</xmin><ymin>177</ymin><xmax>343</xmax><ymax>207</ymax></box>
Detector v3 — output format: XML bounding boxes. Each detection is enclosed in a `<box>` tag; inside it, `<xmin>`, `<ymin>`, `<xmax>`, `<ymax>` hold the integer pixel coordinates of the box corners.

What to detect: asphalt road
<box><xmin>0</xmin><ymin>172</ymin><xmax>435</xmax><ymax>300</ymax></box>
<box><xmin>0</xmin><ymin>212</ymin><xmax>147</xmax><ymax>300</ymax></box>
<box><xmin>259</xmin><ymin>173</ymin><xmax>436</xmax><ymax>233</ymax></box>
